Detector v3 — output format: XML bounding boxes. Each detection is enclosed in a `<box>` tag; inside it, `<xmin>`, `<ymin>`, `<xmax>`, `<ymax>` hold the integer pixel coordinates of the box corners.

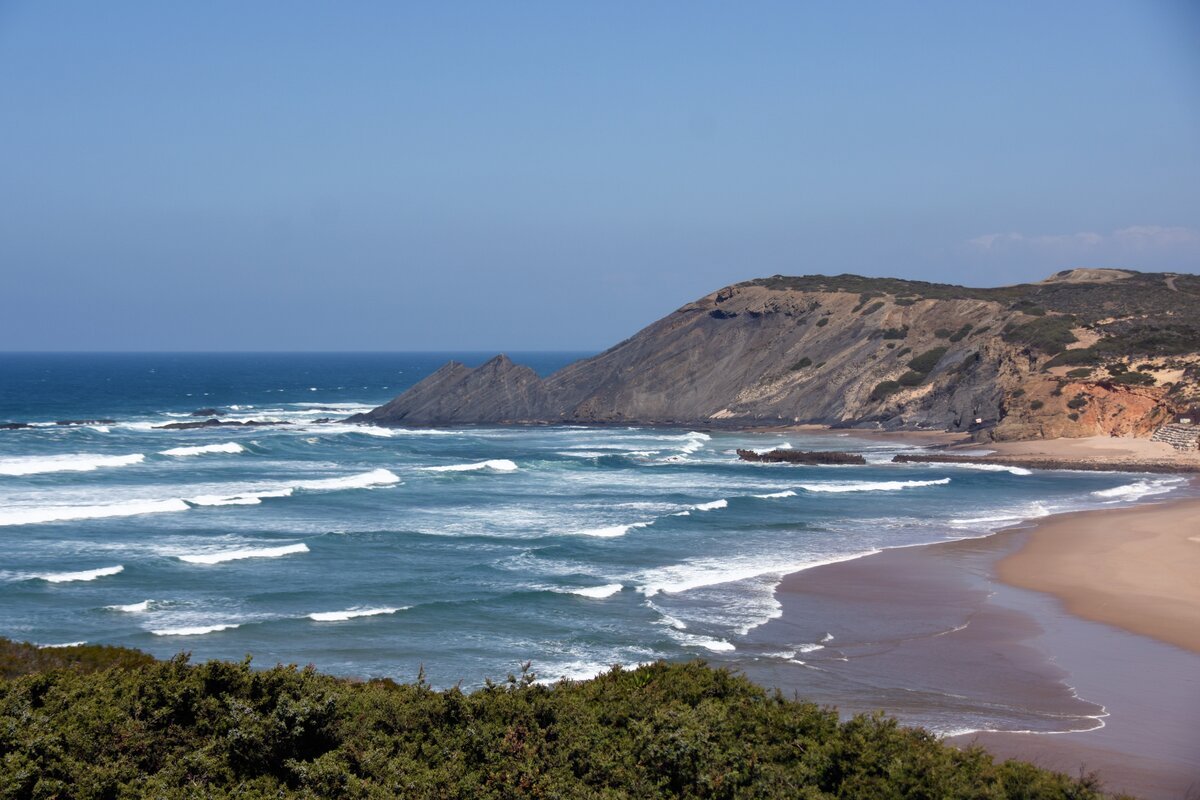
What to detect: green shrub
<box><xmin>935</xmin><ymin>328</ymin><xmax>952</xmax><ymax>339</ymax></box>
<box><xmin>1044</xmin><ymin>348</ymin><xmax>1098</xmax><ymax>368</ymax></box>
<box><xmin>948</xmin><ymin>323</ymin><xmax>974</xmax><ymax>342</ymax></box>
<box><xmin>816</xmin><ymin>317</ymin><xmax>829</xmax><ymax>327</ymax></box>
<box><xmin>1067</xmin><ymin>395</ymin><xmax>1088</xmax><ymax>410</ymax></box>
<box><xmin>861</xmin><ymin>301</ymin><xmax>885</xmax><ymax>315</ymax></box>
<box><xmin>871</xmin><ymin>380</ymin><xmax>901</xmax><ymax>401</ymax></box>
<box><xmin>907</xmin><ymin>347</ymin><xmax>949</xmax><ymax>374</ymax></box>
<box><xmin>1010</xmin><ymin>388</ymin><xmax>1025</xmax><ymax>398</ymax></box>
<box><xmin>1109</xmin><ymin>371</ymin><xmax>1156</xmax><ymax>386</ymax></box>
<box><xmin>1066</xmin><ymin>368</ymin><xmax>1093</xmax><ymax>379</ymax></box>
<box><xmin>895</xmin><ymin>347</ymin><xmax>911</xmax><ymax>359</ymax></box>
<box><xmin>881</xmin><ymin>326</ymin><xmax>909</xmax><ymax>339</ymax></box>
<box><xmin>894</xmin><ymin>297</ymin><xmax>917</xmax><ymax>306</ymax></box>
<box><xmin>1029</xmin><ymin>400</ymin><xmax>1044</xmax><ymax>410</ymax></box>
<box><xmin>898</xmin><ymin>370</ymin><xmax>926</xmax><ymax>386</ymax></box>
<box><xmin>1068</xmin><ymin>412</ymin><xmax>1080</xmax><ymax>421</ymax></box>
<box><xmin>1003</xmin><ymin>316</ymin><xmax>1078</xmax><ymax>354</ymax></box>
<box><xmin>791</xmin><ymin>357</ymin><xmax>812</xmax><ymax>371</ymax></box>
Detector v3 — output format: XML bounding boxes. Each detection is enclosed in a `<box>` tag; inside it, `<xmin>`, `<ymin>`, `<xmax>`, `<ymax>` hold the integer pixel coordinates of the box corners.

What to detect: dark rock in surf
<box><xmin>737</xmin><ymin>449</ymin><xmax>867</xmax><ymax>465</ymax></box>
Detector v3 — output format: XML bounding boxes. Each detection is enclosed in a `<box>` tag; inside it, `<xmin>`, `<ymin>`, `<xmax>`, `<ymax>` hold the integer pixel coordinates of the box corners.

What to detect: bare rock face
<box><xmin>356</xmin><ymin>271</ymin><xmax>1200</xmax><ymax>439</ymax></box>
<box><xmin>350</xmin><ymin>355</ymin><xmax>556</xmax><ymax>425</ymax></box>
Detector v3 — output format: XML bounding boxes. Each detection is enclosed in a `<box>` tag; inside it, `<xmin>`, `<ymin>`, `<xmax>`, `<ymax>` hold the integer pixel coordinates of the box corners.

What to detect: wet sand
<box><xmin>741</xmin><ymin>519</ymin><xmax>1200</xmax><ymax>799</ymax></box>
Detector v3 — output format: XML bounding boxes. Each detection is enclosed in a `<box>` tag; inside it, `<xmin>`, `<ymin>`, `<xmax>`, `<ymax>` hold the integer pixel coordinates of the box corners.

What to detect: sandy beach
<box><xmin>997</xmin><ymin>498</ymin><xmax>1200</xmax><ymax>654</ymax></box>
<box><xmin>744</xmin><ymin>473</ymin><xmax>1200</xmax><ymax>800</ymax></box>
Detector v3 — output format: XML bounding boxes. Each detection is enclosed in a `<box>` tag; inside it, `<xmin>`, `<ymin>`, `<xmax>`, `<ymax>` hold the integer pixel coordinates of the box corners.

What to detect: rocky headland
<box><xmin>351</xmin><ymin>268</ymin><xmax>1200</xmax><ymax>442</ymax></box>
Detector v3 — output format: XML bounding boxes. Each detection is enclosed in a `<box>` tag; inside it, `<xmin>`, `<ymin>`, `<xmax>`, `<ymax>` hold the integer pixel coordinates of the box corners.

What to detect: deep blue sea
<box><xmin>0</xmin><ymin>353</ymin><xmax>1189</xmax><ymax>733</ymax></box>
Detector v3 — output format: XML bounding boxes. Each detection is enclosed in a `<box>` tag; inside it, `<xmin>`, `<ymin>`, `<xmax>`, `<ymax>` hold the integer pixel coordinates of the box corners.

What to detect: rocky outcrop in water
<box><xmin>736</xmin><ymin>449</ymin><xmax>867</xmax><ymax>465</ymax></box>
<box><xmin>155</xmin><ymin>419</ymin><xmax>289</xmax><ymax>430</ymax></box>
<box><xmin>355</xmin><ymin>269</ymin><xmax>1200</xmax><ymax>440</ymax></box>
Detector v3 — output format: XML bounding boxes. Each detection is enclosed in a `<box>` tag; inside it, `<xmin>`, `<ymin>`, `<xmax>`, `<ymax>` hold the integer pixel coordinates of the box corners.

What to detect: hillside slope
<box><xmin>355</xmin><ymin>269</ymin><xmax>1200</xmax><ymax>440</ymax></box>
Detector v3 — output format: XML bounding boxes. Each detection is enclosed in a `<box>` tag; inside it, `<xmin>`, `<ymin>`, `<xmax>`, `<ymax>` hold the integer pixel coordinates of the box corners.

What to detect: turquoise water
<box><xmin>0</xmin><ymin>353</ymin><xmax>1187</xmax><ymax>731</ymax></box>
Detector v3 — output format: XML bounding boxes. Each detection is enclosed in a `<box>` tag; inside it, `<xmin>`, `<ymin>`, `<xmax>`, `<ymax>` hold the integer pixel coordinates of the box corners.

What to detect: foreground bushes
<box><xmin>0</xmin><ymin>639</ymin><xmax>1117</xmax><ymax>799</ymax></box>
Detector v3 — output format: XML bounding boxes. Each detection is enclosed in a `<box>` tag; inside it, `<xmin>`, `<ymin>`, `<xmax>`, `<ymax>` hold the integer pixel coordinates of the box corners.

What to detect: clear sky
<box><xmin>1</xmin><ymin>1</ymin><xmax>1197</xmax><ymax>351</ymax></box>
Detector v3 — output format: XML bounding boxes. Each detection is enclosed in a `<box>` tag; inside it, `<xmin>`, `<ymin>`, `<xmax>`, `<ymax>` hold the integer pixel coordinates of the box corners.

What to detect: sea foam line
<box><xmin>0</xmin><ymin>453</ymin><xmax>145</xmax><ymax>476</ymax></box>
<box><xmin>37</xmin><ymin>565</ymin><xmax>124</xmax><ymax>583</ymax></box>
<box><xmin>160</xmin><ymin>442</ymin><xmax>245</xmax><ymax>457</ymax></box>
<box><xmin>178</xmin><ymin>543</ymin><xmax>309</xmax><ymax>565</ymax></box>
<box><xmin>798</xmin><ymin>478</ymin><xmax>951</xmax><ymax>493</ymax></box>
<box><xmin>557</xmin><ymin>583</ymin><xmax>623</xmax><ymax>599</ymax></box>
<box><xmin>151</xmin><ymin>623</ymin><xmax>239</xmax><ymax>636</ymax></box>
<box><xmin>308</xmin><ymin>606</ymin><xmax>405</xmax><ymax>622</ymax></box>
<box><xmin>573</xmin><ymin>521</ymin><xmax>651</xmax><ymax>538</ymax></box>
<box><xmin>420</xmin><ymin>459</ymin><xmax>519</xmax><ymax>473</ymax></box>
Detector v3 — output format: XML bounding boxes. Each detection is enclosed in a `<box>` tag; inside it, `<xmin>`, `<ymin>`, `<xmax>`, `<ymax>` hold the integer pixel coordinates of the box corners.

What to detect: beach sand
<box><xmin>997</xmin><ymin>499</ymin><xmax>1200</xmax><ymax>654</ymax></box>
<box><xmin>743</xmin><ymin>496</ymin><xmax>1200</xmax><ymax>800</ymax></box>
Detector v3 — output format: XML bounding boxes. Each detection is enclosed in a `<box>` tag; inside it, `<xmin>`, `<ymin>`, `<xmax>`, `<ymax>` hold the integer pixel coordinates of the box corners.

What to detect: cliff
<box><xmin>353</xmin><ymin>269</ymin><xmax>1200</xmax><ymax>439</ymax></box>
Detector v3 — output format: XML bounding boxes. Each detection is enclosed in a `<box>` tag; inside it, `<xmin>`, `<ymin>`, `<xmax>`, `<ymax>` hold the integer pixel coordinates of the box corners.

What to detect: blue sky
<box><xmin>1</xmin><ymin>1</ymin><xmax>1197</xmax><ymax>350</ymax></box>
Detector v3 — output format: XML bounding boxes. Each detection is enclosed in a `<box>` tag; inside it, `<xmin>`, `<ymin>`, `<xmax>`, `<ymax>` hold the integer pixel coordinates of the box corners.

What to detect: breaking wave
<box><xmin>573</xmin><ymin>521</ymin><xmax>651</xmax><ymax>538</ymax></box>
<box><xmin>1091</xmin><ymin>478</ymin><xmax>1184</xmax><ymax>503</ymax></box>
<box><xmin>0</xmin><ymin>500</ymin><xmax>190</xmax><ymax>527</ymax></box>
<box><xmin>561</xmin><ymin>583</ymin><xmax>623</xmax><ymax>599</ymax></box>
<box><xmin>160</xmin><ymin>442</ymin><xmax>245</xmax><ymax>457</ymax></box>
<box><xmin>308</xmin><ymin>606</ymin><xmax>404</xmax><ymax>622</ymax></box>
<box><xmin>798</xmin><ymin>478</ymin><xmax>951</xmax><ymax>493</ymax></box>
<box><xmin>178</xmin><ymin>543</ymin><xmax>309</xmax><ymax>564</ymax></box>
<box><xmin>420</xmin><ymin>459</ymin><xmax>519</xmax><ymax>473</ymax></box>
<box><xmin>0</xmin><ymin>453</ymin><xmax>144</xmax><ymax>476</ymax></box>
<box><xmin>151</xmin><ymin>624</ymin><xmax>239</xmax><ymax>636</ymax></box>
<box><xmin>37</xmin><ymin>565</ymin><xmax>124</xmax><ymax>583</ymax></box>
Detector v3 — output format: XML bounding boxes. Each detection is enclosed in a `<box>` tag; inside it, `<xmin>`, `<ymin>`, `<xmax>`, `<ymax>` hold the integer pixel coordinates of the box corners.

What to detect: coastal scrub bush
<box><xmin>791</xmin><ymin>357</ymin><xmax>813</xmax><ymax>371</ymax></box>
<box><xmin>0</xmin><ymin>640</ymin><xmax>1114</xmax><ymax>799</ymax></box>
<box><xmin>816</xmin><ymin>317</ymin><xmax>829</xmax><ymax>327</ymax></box>
<box><xmin>1003</xmin><ymin>316</ymin><xmax>1078</xmax><ymax>354</ymax></box>
<box><xmin>1109</xmin><ymin>372</ymin><xmax>1156</xmax><ymax>386</ymax></box>
<box><xmin>1066</xmin><ymin>368</ymin><xmax>1093</xmax><ymax>379</ymax></box>
<box><xmin>1029</xmin><ymin>400</ymin><xmax>1045</xmax><ymax>410</ymax></box>
<box><xmin>907</xmin><ymin>347</ymin><xmax>949</xmax><ymax>374</ymax></box>
<box><xmin>935</xmin><ymin>328</ymin><xmax>952</xmax><ymax>339</ymax></box>
<box><xmin>898</xmin><ymin>370</ymin><xmax>926</xmax><ymax>386</ymax></box>
<box><xmin>871</xmin><ymin>380</ymin><xmax>901</xmax><ymax>401</ymax></box>
<box><xmin>1067</xmin><ymin>395</ymin><xmax>1088</xmax><ymax>410</ymax></box>
<box><xmin>881</xmin><ymin>326</ymin><xmax>909</xmax><ymax>339</ymax></box>
<box><xmin>894</xmin><ymin>297</ymin><xmax>918</xmax><ymax>306</ymax></box>
<box><xmin>948</xmin><ymin>324</ymin><xmax>974</xmax><ymax>342</ymax></box>
<box><xmin>861</xmin><ymin>301</ymin><xmax>885</xmax><ymax>315</ymax></box>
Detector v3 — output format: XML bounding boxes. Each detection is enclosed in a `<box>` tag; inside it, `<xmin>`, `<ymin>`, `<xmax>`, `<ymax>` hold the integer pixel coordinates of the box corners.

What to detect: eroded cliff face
<box><xmin>355</xmin><ymin>270</ymin><xmax>1198</xmax><ymax>438</ymax></box>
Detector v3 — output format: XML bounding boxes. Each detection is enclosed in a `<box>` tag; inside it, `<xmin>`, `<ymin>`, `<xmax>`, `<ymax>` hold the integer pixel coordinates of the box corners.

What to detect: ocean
<box><xmin>0</xmin><ymin>352</ymin><xmax>1188</xmax><ymax>734</ymax></box>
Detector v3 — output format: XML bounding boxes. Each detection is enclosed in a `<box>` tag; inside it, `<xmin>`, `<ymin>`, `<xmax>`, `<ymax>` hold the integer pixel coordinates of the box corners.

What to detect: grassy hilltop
<box><xmin>0</xmin><ymin>639</ymin><xmax>1124</xmax><ymax>799</ymax></box>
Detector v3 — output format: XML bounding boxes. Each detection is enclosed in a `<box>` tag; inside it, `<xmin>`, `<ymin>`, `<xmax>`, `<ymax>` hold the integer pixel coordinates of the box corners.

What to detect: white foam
<box><xmin>348</xmin><ymin>426</ymin><xmax>395</xmax><ymax>437</ymax></box>
<box><xmin>918</xmin><ymin>461</ymin><xmax>1032</xmax><ymax>476</ymax></box>
<box><xmin>637</xmin><ymin>551</ymin><xmax>880</xmax><ymax>597</ymax></box>
<box><xmin>40</xmin><ymin>641</ymin><xmax>87</xmax><ymax>649</ymax></box>
<box><xmin>693</xmin><ymin>499</ymin><xmax>728</xmax><ymax>511</ymax></box>
<box><xmin>38</xmin><ymin>565</ymin><xmax>124</xmax><ymax>583</ymax></box>
<box><xmin>798</xmin><ymin>478</ymin><xmax>951</xmax><ymax>493</ymax></box>
<box><xmin>160</xmin><ymin>442</ymin><xmax>244</xmax><ymax>457</ymax></box>
<box><xmin>574</xmin><ymin>521</ymin><xmax>651</xmax><ymax>538</ymax></box>
<box><xmin>670</xmin><ymin>631</ymin><xmax>736</xmax><ymax>652</ymax></box>
<box><xmin>178</xmin><ymin>543</ymin><xmax>309</xmax><ymax>564</ymax></box>
<box><xmin>187</xmin><ymin>488</ymin><xmax>294</xmax><ymax>506</ymax></box>
<box><xmin>107</xmin><ymin>600</ymin><xmax>152</xmax><ymax>613</ymax></box>
<box><xmin>0</xmin><ymin>499</ymin><xmax>191</xmax><ymax>527</ymax></box>
<box><xmin>420</xmin><ymin>459</ymin><xmax>519</xmax><ymax>473</ymax></box>
<box><xmin>152</xmin><ymin>624</ymin><xmax>239</xmax><ymax>636</ymax></box>
<box><xmin>752</xmin><ymin>443</ymin><xmax>792</xmax><ymax>454</ymax></box>
<box><xmin>753</xmin><ymin>490</ymin><xmax>797</xmax><ymax>499</ymax></box>
<box><xmin>295</xmin><ymin>468</ymin><xmax>402</xmax><ymax>490</ymax></box>
<box><xmin>308</xmin><ymin>606</ymin><xmax>403</xmax><ymax>622</ymax></box>
<box><xmin>949</xmin><ymin>503</ymin><xmax>1052</xmax><ymax>526</ymax></box>
<box><xmin>0</xmin><ymin>453</ymin><xmax>145</xmax><ymax>476</ymax></box>
<box><xmin>796</xmin><ymin>642</ymin><xmax>825</xmax><ymax>653</ymax></box>
<box><xmin>564</xmin><ymin>583</ymin><xmax>623</xmax><ymax>599</ymax></box>
<box><xmin>1091</xmin><ymin>478</ymin><xmax>1184</xmax><ymax>503</ymax></box>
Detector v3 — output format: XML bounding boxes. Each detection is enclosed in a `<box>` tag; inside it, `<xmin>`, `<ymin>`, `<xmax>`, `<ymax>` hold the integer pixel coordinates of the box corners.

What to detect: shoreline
<box><xmin>742</xmin><ymin>487</ymin><xmax>1200</xmax><ymax>799</ymax></box>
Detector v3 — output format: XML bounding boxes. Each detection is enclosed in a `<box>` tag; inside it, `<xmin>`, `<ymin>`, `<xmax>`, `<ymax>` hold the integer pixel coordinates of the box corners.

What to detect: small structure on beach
<box><xmin>1151</xmin><ymin>422</ymin><xmax>1200</xmax><ymax>452</ymax></box>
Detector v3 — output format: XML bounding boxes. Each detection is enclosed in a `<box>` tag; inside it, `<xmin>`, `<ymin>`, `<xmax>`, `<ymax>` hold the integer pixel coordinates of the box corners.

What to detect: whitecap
<box><xmin>692</xmin><ymin>499</ymin><xmax>727</xmax><ymax>512</ymax></box>
<box><xmin>637</xmin><ymin>552</ymin><xmax>880</xmax><ymax>597</ymax></box>
<box><xmin>151</xmin><ymin>623</ymin><xmax>239</xmax><ymax>636</ymax></box>
<box><xmin>186</xmin><ymin>488</ymin><xmax>294</xmax><ymax>506</ymax></box>
<box><xmin>0</xmin><ymin>453</ymin><xmax>145</xmax><ymax>476</ymax></box>
<box><xmin>563</xmin><ymin>584</ymin><xmax>623</xmax><ymax>599</ymax></box>
<box><xmin>37</xmin><ymin>565</ymin><xmax>124</xmax><ymax>583</ymax></box>
<box><xmin>295</xmin><ymin>468</ymin><xmax>402</xmax><ymax>490</ymax></box>
<box><xmin>917</xmin><ymin>461</ymin><xmax>1032</xmax><ymax>476</ymax></box>
<box><xmin>420</xmin><ymin>459</ymin><xmax>519</xmax><ymax>473</ymax></box>
<box><xmin>798</xmin><ymin>478</ymin><xmax>951</xmax><ymax>493</ymax></box>
<box><xmin>753</xmin><ymin>490</ymin><xmax>796</xmax><ymax>499</ymax></box>
<box><xmin>0</xmin><ymin>499</ymin><xmax>191</xmax><ymax>527</ymax></box>
<box><xmin>670</xmin><ymin>631</ymin><xmax>736</xmax><ymax>652</ymax></box>
<box><xmin>308</xmin><ymin>606</ymin><xmax>404</xmax><ymax>622</ymax></box>
<box><xmin>1091</xmin><ymin>478</ymin><xmax>1184</xmax><ymax>503</ymax></box>
<box><xmin>107</xmin><ymin>600</ymin><xmax>153</xmax><ymax>613</ymax></box>
<box><xmin>178</xmin><ymin>543</ymin><xmax>309</xmax><ymax>564</ymax></box>
<box><xmin>573</xmin><ymin>521</ymin><xmax>651</xmax><ymax>538</ymax></box>
<box><xmin>160</xmin><ymin>442</ymin><xmax>245</xmax><ymax>457</ymax></box>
